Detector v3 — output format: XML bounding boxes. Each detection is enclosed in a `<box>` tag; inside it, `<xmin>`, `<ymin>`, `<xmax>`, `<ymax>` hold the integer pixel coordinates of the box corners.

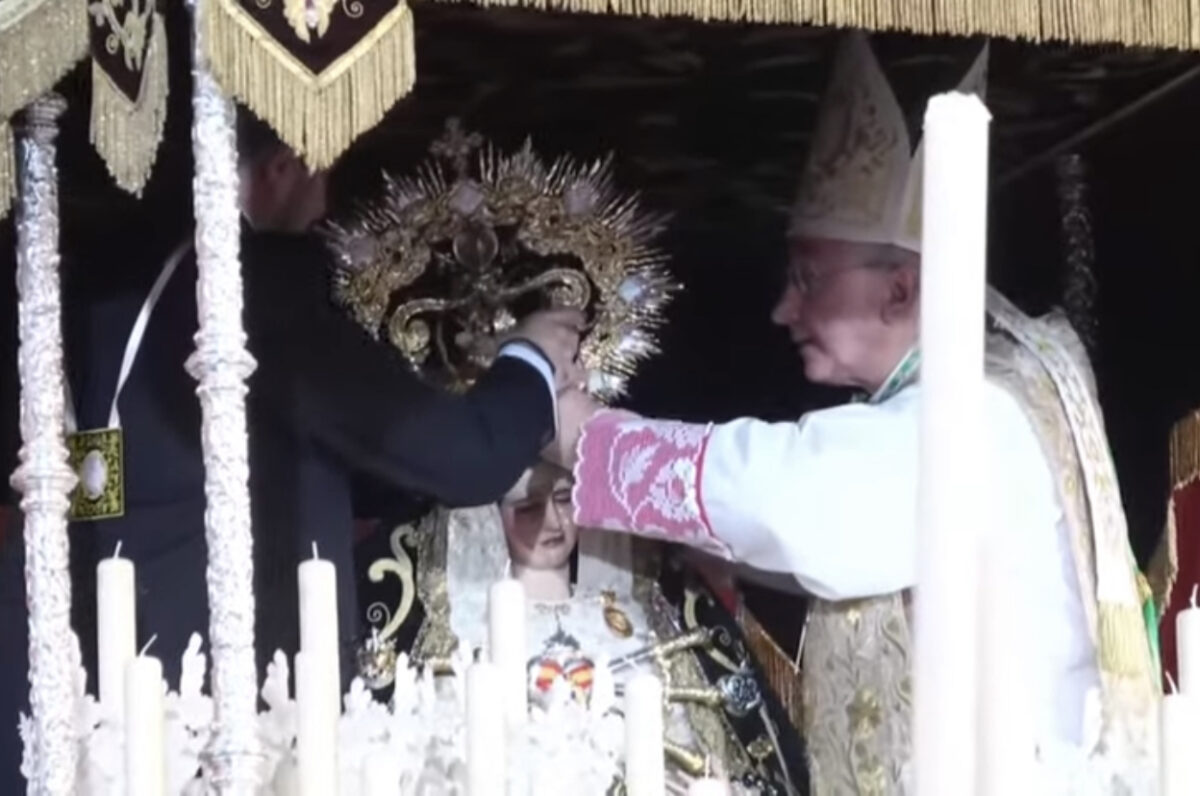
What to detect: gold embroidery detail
<box><xmin>602</xmin><ymin>590</ymin><xmax>634</xmax><ymax>638</ymax></box>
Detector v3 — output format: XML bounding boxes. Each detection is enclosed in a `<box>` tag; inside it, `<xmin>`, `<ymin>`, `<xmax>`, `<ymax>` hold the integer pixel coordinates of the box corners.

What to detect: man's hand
<box><xmin>544</xmin><ymin>386</ymin><xmax>602</xmax><ymax>468</ymax></box>
<box><xmin>504</xmin><ymin>309</ymin><xmax>585</xmax><ymax>388</ymax></box>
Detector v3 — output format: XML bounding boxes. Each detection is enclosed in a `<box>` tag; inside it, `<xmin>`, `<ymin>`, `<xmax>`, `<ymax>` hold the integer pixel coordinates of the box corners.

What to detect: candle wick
<box><xmin>312</xmin><ymin>541</ymin><xmax>319</xmax><ymax>560</ymax></box>
<box><xmin>139</xmin><ymin>634</ymin><xmax>158</xmax><ymax>657</ymax></box>
<box><xmin>1191</xmin><ymin>584</ymin><xmax>1198</xmax><ymax>609</ymax></box>
<box><xmin>113</xmin><ymin>540</ymin><xmax>123</xmax><ymax>559</ymax></box>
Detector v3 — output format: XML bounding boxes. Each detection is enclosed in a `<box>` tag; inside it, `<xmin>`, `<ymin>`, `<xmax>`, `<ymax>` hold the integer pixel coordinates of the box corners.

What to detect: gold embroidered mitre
<box><xmin>788</xmin><ymin>33</ymin><xmax>988</xmax><ymax>254</ymax></box>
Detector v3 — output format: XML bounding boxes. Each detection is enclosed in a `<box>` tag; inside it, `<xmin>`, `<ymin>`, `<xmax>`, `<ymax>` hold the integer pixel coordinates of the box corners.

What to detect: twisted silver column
<box><xmin>1055</xmin><ymin>153</ymin><xmax>1099</xmax><ymax>358</ymax></box>
<box><xmin>12</xmin><ymin>94</ymin><xmax>81</xmax><ymax>796</ymax></box>
<box><xmin>188</xmin><ymin>0</ymin><xmax>262</xmax><ymax>790</ymax></box>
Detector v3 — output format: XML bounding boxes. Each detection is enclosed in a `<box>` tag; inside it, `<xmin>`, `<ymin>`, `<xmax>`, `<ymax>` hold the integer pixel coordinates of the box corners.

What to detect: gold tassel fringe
<box><xmin>0</xmin><ymin>0</ymin><xmax>89</xmax><ymax>218</ymax></box>
<box><xmin>1147</xmin><ymin>409</ymin><xmax>1200</xmax><ymax>614</ymax></box>
<box><xmin>0</xmin><ymin>121</ymin><xmax>13</xmax><ymax>220</ymax></box>
<box><xmin>1098</xmin><ymin>600</ymin><xmax>1153</xmax><ymax>678</ymax></box>
<box><xmin>429</xmin><ymin>0</ymin><xmax>1198</xmax><ymax>50</ymax></box>
<box><xmin>89</xmin><ymin>11</ymin><xmax>169</xmax><ymax>197</ymax></box>
<box><xmin>740</xmin><ymin>609</ymin><xmax>804</xmax><ymax>733</ymax></box>
<box><xmin>202</xmin><ymin>0</ymin><xmax>416</xmax><ymax>171</ymax></box>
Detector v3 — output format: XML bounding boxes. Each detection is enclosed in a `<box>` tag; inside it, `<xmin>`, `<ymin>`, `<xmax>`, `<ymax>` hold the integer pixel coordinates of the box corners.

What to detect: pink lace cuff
<box><xmin>571</xmin><ymin>410</ymin><xmax>731</xmax><ymax>558</ymax></box>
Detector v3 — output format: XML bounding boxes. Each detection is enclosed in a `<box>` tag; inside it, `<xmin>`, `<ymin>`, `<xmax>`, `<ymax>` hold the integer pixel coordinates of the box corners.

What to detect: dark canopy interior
<box><xmin>3</xmin><ymin>0</ymin><xmax>1200</xmax><ymax>567</ymax></box>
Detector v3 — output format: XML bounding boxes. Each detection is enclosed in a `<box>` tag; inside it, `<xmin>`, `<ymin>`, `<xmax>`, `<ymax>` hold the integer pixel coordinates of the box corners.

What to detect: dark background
<box><xmin>4</xmin><ymin>2</ymin><xmax>1200</xmax><ymax>574</ymax></box>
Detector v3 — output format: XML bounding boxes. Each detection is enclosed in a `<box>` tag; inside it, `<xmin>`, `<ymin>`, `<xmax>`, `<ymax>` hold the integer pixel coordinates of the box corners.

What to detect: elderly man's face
<box><xmin>771</xmin><ymin>237</ymin><xmax>918</xmax><ymax>390</ymax></box>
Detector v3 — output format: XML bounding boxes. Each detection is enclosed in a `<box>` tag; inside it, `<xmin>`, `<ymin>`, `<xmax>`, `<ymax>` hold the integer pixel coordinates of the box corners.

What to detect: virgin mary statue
<box><xmin>327</xmin><ymin>119</ymin><xmax>807</xmax><ymax>794</ymax></box>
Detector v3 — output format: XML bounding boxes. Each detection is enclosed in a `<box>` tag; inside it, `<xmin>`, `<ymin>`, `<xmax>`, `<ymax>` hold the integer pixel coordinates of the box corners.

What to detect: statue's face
<box><xmin>500</xmin><ymin>468</ymin><xmax>578</xmax><ymax>571</ymax></box>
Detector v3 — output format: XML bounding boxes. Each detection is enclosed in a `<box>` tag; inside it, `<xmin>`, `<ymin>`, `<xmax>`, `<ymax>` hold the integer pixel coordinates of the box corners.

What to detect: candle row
<box><xmin>96</xmin><ymin>547</ymin><xmax>166</xmax><ymax>796</ymax></box>
<box><xmin>1166</xmin><ymin>588</ymin><xmax>1200</xmax><ymax>794</ymax></box>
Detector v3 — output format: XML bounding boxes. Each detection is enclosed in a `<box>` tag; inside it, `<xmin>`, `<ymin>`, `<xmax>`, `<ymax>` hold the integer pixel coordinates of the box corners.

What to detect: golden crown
<box><xmin>325</xmin><ymin>119</ymin><xmax>677</xmax><ymax>401</ymax></box>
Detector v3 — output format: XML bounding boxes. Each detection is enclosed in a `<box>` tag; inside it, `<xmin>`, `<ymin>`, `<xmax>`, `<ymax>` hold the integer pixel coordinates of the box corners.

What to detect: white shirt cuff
<box><xmin>498</xmin><ymin>342</ymin><xmax>558</xmax><ymax>426</ymax></box>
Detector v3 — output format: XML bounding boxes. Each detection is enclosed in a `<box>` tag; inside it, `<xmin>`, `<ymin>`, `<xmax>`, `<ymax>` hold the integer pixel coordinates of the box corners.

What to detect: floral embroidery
<box><xmin>573</xmin><ymin>411</ymin><xmax>730</xmax><ymax>557</ymax></box>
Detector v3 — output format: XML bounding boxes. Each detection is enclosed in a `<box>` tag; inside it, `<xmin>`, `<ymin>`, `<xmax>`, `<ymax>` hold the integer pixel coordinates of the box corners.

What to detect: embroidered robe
<box><xmin>572</xmin><ymin>305</ymin><xmax>1158</xmax><ymax>794</ymax></box>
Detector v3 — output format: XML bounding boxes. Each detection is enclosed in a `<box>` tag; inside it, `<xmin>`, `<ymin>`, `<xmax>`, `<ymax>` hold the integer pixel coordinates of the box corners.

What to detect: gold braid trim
<box><xmin>739</xmin><ymin>608</ymin><xmax>803</xmax><ymax>735</ymax></box>
<box><xmin>430</xmin><ymin>0</ymin><xmax>1196</xmax><ymax>49</ymax></box>
<box><xmin>201</xmin><ymin>0</ymin><xmax>415</xmax><ymax>171</ymax></box>
<box><xmin>0</xmin><ymin>121</ymin><xmax>12</xmax><ymax>220</ymax></box>
<box><xmin>89</xmin><ymin>12</ymin><xmax>169</xmax><ymax>197</ymax></box>
<box><xmin>1148</xmin><ymin>410</ymin><xmax>1200</xmax><ymax>613</ymax></box>
<box><xmin>0</xmin><ymin>0</ymin><xmax>88</xmax><ymax>218</ymax></box>
<box><xmin>1098</xmin><ymin>600</ymin><xmax>1155</xmax><ymax>677</ymax></box>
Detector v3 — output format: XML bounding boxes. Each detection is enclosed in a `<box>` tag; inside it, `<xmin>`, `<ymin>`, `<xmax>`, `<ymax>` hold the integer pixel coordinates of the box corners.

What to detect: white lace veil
<box><xmin>443</xmin><ymin>502</ymin><xmax>635</xmax><ymax>654</ymax></box>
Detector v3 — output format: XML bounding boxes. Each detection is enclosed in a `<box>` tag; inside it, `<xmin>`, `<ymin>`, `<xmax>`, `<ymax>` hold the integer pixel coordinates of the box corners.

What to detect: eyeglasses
<box><xmin>784</xmin><ymin>258</ymin><xmax>894</xmax><ymax>297</ymax></box>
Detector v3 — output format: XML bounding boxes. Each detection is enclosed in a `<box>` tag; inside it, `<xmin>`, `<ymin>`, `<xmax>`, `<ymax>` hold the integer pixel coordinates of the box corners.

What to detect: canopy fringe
<box><xmin>432</xmin><ymin>0</ymin><xmax>1199</xmax><ymax>49</ymax></box>
<box><xmin>0</xmin><ymin>0</ymin><xmax>90</xmax><ymax>218</ymax></box>
<box><xmin>89</xmin><ymin>10</ymin><xmax>169</xmax><ymax>197</ymax></box>
<box><xmin>201</xmin><ymin>0</ymin><xmax>416</xmax><ymax>171</ymax></box>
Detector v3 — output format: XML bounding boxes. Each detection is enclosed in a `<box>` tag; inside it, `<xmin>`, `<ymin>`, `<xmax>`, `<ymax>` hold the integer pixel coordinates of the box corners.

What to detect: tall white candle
<box><xmin>361</xmin><ymin>748</ymin><xmax>399</xmax><ymax>796</ymax></box>
<box><xmin>98</xmin><ymin>542</ymin><xmax>136</xmax><ymax>721</ymax></box>
<box><xmin>124</xmin><ymin>647</ymin><xmax>165</xmax><ymax>796</ymax></box>
<box><xmin>913</xmin><ymin>91</ymin><xmax>991</xmax><ymax>796</ymax></box>
<box><xmin>487</xmin><ymin>578</ymin><xmax>527</xmax><ymax>726</ymax></box>
<box><xmin>466</xmin><ymin>661</ymin><xmax>506</xmax><ymax>796</ymax></box>
<box><xmin>976</xmin><ymin>534</ymin><xmax>1034</xmax><ymax>794</ymax></box>
<box><xmin>298</xmin><ymin>544</ymin><xmax>340</xmax><ymax>715</ymax></box>
<box><xmin>624</xmin><ymin>672</ymin><xmax>665</xmax><ymax>796</ymax></box>
<box><xmin>295</xmin><ymin>650</ymin><xmax>338</xmax><ymax>796</ymax></box>
<box><xmin>1176</xmin><ymin>585</ymin><xmax>1200</xmax><ymax>693</ymax></box>
<box><xmin>1162</xmin><ymin>675</ymin><xmax>1200</xmax><ymax>796</ymax></box>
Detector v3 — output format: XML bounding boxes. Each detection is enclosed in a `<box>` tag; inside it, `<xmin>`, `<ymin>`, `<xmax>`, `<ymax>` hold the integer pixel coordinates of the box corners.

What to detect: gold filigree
<box><xmin>327</xmin><ymin>118</ymin><xmax>677</xmax><ymax>401</ymax></box>
<box><xmin>283</xmin><ymin>0</ymin><xmax>335</xmax><ymax>43</ymax></box>
<box><xmin>87</xmin><ymin>0</ymin><xmax>151</xmax><ymax>71</ymax></box>
<box><xmin>365</xmin><ymin>523</ymin><xmax>417</xmax><ymax>643</ymax></box>
<box><xmin>602</xmin><ymin>590</ymin><xmax>633</xmax><ymax>638</ymax></box>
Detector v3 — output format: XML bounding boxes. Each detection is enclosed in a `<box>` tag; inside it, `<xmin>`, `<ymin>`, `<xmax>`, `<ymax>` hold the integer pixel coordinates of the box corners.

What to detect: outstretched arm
<box><xmin>571</xmin><ymin>384</ymin><xmax>1056</xmax><ymax>601</ymax></box>
<box><xmin>246</xmin><ymin>233</ymin><xmax>570</xmax><ymax>508</ymax></box>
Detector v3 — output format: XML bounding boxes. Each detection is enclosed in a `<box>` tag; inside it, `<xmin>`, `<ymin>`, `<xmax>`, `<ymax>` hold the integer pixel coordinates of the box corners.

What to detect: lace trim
<box><xmin>572</xmin><ymin>410</ymin><xmax>730</xmax><ymax>558</ymax></box>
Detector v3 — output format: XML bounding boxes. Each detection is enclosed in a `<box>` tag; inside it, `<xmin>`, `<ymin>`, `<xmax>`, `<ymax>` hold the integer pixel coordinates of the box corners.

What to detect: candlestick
<box><xmin>466</xmin><ymin>661</ymin><xmax>506</xmax><ymax>796</ymax></box>
<box><xmin>1162</xmin><ymin>674</ymin><xmax>1200</xmax><ymax>795</ymax></box>
<box><xmin>124</xmin><ymin>644</ymin><xmax>166</xmax><ymax>796</ymax></box>
<box><xmin>624</xmin><ymin>672</ymin><xmax>665</xmax><ymax>796</ymax></box>
<box><xmin>298</xmin><ymin>543</ymin><xmax>341</xmax><ymax>715</ymax></box>
<box><xmin>1176</xmin><ymin>585</ymin><xmax>1200</xmax><ymax>693</ymax></box>
<box><xmin>487</xmin><ymin>578</ymin><xmax>527</xmax><ymax>726</ymax></box>
<box><xmin>913</xmin><ymin>91</ymin><xmax>991</xmax><ymax>796</ymax></box>
<box><xmin>98</xmin><ymin>542</ymin><xmax>135</xmax><ymax>721</ymax></box>
<box><xmin>295</xmin><ymin>650</ymin><xmax>338</xmax><ymax>796</ymax></box>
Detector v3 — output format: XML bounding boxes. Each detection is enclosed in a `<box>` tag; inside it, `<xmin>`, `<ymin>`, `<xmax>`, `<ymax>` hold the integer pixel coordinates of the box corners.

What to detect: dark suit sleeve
<box><xmin>246</xmin><ymin>236</ymin><xmax>554</xmax><ymax>508</ymax></box>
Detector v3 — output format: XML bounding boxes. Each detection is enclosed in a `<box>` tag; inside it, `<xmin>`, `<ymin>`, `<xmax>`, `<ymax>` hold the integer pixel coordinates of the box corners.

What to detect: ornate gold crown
<box><xmin>325</xmin><ymin>119</ymin><xmax>677</xmax><ymax>401</ymax></box>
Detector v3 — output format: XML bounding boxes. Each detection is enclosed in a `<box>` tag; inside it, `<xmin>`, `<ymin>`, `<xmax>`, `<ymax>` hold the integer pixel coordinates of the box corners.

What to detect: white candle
<box><xmin>98</xmin><ymin>542</ymin><xmax>136</xmax><ymax>721</ymax></box>
<box><xmin>487</xmin><ymin>578</ymin><xmax>527</xmax><ymax>726</ymax></box>
<box><xmin>913</xmin><ymin>91</ymin><xmax>991</xmax><ymax>796</ymax></box>
<box><xmin>298</xmin><ymin>544</ymin><xmax>341</xmax><ymax>715</ymax></box>
<box><xmin>124</xmin><ymin>648</ymin><xmax>165</xmax><ymax>796</ymax></box>
<box><xmin>295</xmin><ymin>651</ymin><xmax>338</xmax><ymax>796</ymax></box>
<box><xmin>976</xmin><ymin>534</ymin><xmax>1034</xmax><ymax>794</ymax></box>
<box><xmin>361</xmin><ymin>748</ymin><xmax>399</xmax><ymax>796</ymax></box>
<box><xmin>624</xmin><ymin>672</ymin><xmax>665</xmax><ymax>796</ymax></box>
<box><xmin>1162</xmin><ymin>675</ymin><xmax>1200</xmax><ymax>795</ymax></box>
<box><xmin>1176</xmin><ymin>585</ymin><xmax>1200</xmax><ymax>694</ymax></box>
<box><xmin>466</xmin><ymin>661</ymin><xmax>506</xmax><ymax>796</ymax></box>
<box><xmin>687</xmin><ymin>778</ymin><xmax>728</xmax><ymax>795</ymax></box>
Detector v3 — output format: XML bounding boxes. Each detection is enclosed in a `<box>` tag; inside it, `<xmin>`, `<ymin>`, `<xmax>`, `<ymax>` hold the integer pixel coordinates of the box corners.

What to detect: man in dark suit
<box><xmin>64</xmin><ymin>109</ymin><xmax>579</xmax><ymax>689</ymax></box>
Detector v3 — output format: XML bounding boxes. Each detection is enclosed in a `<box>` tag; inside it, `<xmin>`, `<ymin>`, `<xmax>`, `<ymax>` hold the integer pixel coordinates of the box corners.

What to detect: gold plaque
<box><xmin>66</xmin><ymin>428</ymin><xmax>125</xmax><ymax>521</ymax></box>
